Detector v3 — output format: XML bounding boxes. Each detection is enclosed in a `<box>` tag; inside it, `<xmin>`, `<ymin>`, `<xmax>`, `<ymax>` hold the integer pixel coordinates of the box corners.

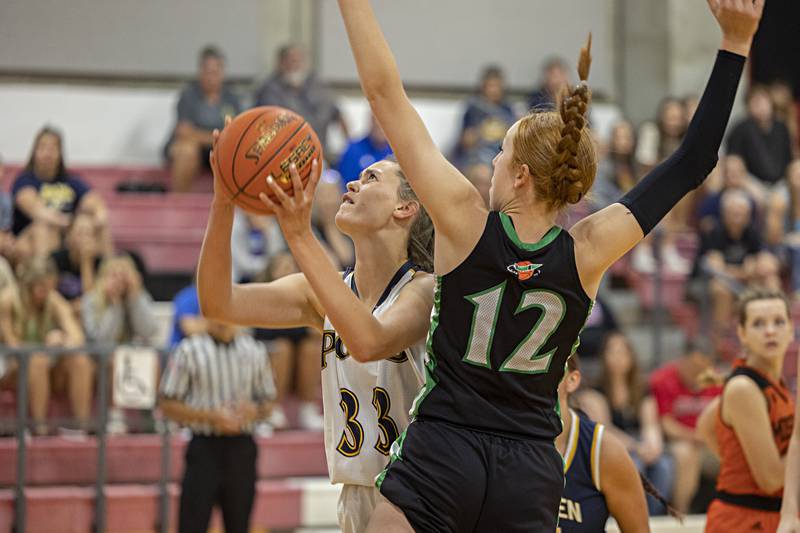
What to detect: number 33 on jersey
<box><xmin>319</xmin><ymin>266</ymin><xmax>427</xmax><ymax>486</ymax></box>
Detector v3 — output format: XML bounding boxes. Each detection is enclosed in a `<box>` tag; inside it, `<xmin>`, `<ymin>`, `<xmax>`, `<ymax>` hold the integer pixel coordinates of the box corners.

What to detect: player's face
<box><xmin>738</xmin><ymin>298</ymin><xmax>793</xmax><ymax>362</ymax></box>
<box><xmin>489</xmin><ymin>121</ymin><xmax>520</xmax><ymax>210</ymax></box>
<box><xmin>336</xmin><ymin>161</ymin><xmax>404</xmax><ymax>234</ymax></box>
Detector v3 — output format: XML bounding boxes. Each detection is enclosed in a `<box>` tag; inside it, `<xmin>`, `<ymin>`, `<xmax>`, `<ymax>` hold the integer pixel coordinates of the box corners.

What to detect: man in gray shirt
<box><xmin>253</xmin><ymin>44</ymin><xmax>349</xmax><ymax>160</ymax></box>
<box><xmin>165</xmin><ymin>46</ymin><xmax>242</xmax><ymax>192</ymax></box>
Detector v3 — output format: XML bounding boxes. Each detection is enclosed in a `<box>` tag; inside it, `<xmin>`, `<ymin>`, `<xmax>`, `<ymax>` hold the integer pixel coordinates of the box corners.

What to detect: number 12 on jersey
<box><xmin>463</xmin><ymin>282</ymin><xmax>566</xmax><ymax>374</ymax></box>
<box><xmin>337</xmin><ymin>387</ymin><xmax>400</xmax><ymax>457</ymax></box>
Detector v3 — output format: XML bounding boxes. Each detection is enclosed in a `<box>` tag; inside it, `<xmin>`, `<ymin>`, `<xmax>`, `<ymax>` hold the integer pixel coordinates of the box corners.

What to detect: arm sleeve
<box><xmin>176</xmin><ymin>88</ymin><xmax>193</xmax><ymax>123</ymax></box>
<box><xmin>81</xmin><ymin>293</ymin><xmax>124</xmax><ymax>343</ymax></box>
<box><xmin>126</xmin><ymin>291</ymin><xmax>159</xmax><ymax>342</ymax></box>
<box><xmin>619</xmin><ymin>51</ymin><xmax>746</xmax><ymax>235</ymax></box>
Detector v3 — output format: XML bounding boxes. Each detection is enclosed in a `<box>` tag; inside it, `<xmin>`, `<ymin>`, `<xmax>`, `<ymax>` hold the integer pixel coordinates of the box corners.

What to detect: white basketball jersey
<box><xmin>321</xmin><ymin>264</ymin><xmax>426</xmax><ymax>486</ymax></box>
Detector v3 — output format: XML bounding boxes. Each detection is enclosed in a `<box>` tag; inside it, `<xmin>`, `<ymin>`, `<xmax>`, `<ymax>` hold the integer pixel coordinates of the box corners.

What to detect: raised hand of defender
<box><xmin>209</xmin><ymin>115</ymin><xmax>234</xmax><ymax>206</ymax></box>
<box><xmin>258</xmin><ymin>158</ymin><xmax>322</xmax><ymax>241</ymax></box>
<box><xmin>707</xmin><ymin>0</ymin><xmax>765</xmax><ymax>56</ymax></box>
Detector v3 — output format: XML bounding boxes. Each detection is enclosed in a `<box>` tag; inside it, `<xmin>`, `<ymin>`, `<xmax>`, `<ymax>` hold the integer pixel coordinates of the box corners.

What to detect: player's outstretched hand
<box><xmin>209</xmin><ymin>115</ymin><xmax>234</xmax><ymax>207</ymax></box>
<box><xmin>259</xmin><ymin>158</ymin><xmax>322</xmax><ymax>241</ymax></box>
<box><xmin>707</xmin><ymin>0</ymin><xmax>764</xmax><ymax>57</ymax></box>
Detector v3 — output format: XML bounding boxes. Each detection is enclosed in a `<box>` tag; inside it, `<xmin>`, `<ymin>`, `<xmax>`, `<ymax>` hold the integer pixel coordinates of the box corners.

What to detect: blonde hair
<box><xmin>13</xmin><ymin>256</ymin><xmax>58</xmax><ymax>341</ymax></box>
<box><xmin>93</xmin><ymin>254</ymin><xmax>138</xmax><ymax>310</ymax></box>
<box><xmin>513</xmin><ymin>35</ymin><xmax>596</xmax><ymax>210</ymax></box>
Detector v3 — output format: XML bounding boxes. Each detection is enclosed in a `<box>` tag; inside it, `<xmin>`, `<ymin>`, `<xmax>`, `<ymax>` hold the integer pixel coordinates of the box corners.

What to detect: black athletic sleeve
<box><xmin>618</xmin><ymin>50</ymin><xmax>746</xmax><ymax>235</ymax></box>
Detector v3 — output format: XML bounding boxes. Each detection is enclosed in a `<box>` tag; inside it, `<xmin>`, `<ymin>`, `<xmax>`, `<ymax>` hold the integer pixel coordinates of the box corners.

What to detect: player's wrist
<box><xmin>720</xmin><ymin>37</ymin><xmax>751</xmax><ymax>58</ymax></box>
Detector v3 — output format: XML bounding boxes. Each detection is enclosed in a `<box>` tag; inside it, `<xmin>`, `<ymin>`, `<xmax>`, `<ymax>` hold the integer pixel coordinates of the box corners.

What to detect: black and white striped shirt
<box><xmin>159</xmin><ymin>333</ymin><xmax>276</xmax><ymax>435</ymax></box>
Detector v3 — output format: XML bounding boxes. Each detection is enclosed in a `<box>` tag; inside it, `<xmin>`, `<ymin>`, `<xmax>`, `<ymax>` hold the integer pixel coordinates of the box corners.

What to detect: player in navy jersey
<box><xmin>336</xmin><ymin>0</ymin><xmax>764</xmax><ymax>530</ymax></box>
<box><xmin>557</xmin><ymin>355</ymin><xmax>662</xmax><ymax>532</ymax></box>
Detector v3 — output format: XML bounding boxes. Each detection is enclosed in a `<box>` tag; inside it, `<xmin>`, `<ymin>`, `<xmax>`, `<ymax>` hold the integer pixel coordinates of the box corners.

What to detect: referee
<box><xmin>159</xmin><ymin>319</ymin><xmax>276</xmax><ymax>533</ymax></box>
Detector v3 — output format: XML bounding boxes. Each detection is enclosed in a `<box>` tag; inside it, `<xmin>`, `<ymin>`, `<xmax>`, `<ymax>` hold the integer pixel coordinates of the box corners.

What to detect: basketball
<box><xmin>214</xmin><ymin>106</ymin><xmax>323</xmax><ymax>214</ymax></box>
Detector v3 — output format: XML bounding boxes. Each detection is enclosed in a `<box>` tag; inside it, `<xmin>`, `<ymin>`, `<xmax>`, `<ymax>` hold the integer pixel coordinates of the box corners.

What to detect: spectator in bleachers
<box><xmin>81</xmin><ymin>254</ymin><xmax>158</xmax><ymax>346</ymax></box>
<box><xmin>527</xmin><ymin>57</ymin><xmax>570</xmax><ymax>110</ymax></box>
<box><xmin>0</xmin><ymin>256</ymin><xmax>92</xmax><ymax>435</ymax></box>
<box><xmin>0</xmin><ymin>155</ymin><xmax>18</xmax><ymax>267</ymax></box>
<box><xmin>337</xmin><ymin>114</ymin><xmax>393</xmax><ymax>184</ymax></box>
<box><xmin>766</xmin><ymin>159</ymin><xmax>800</xmax><ymax>296</ymax></box>
<box><xmin>312</xmin><ymin>174</ymin><xmax>354</xmax><ymax>269</ymax></box>
<box><xmin>169</xmin><ymin>281</ymin><xmax>206</xmax><ymax>349</ymax></box>
<box><xmin>12</xmin><ymin>126</ymin><xmax>107</xmax><ymax>257</ymax></box>
<box><xmin>51</xmin><ymin>213</ymin><xmax>106</xmax><ymax>306</ymax></box>
<box><xmin>727</xmin><ymin>85</ymin><xmax>794</xmax><ymax>187</ymax></box>
<box><xmin>464</xmin><ymin>162</ymin><xmax>492</xmax><ymax>207</ymax></box>
<box><xmin>573</xmin><ymin>297</ymin><xmax>619</xmax><ymax>369</ymax></box>
<box><xmin>230</xmin><ymin>209</ymin><xmax>285</xmax><ymax>283</ymax></box>
<box><xmin>159</xmin><ymin>319</ymin><xmax>275</xmax><ymax>533</ymax></box>
<box><xmin>454</xmin><ymin>65</ymin><xmax>516</xmax><ymax>169</ymax></box>
<box><xmin>696</xmin><ymin>155</ymin><xmax>764</xmax><ymax>235</ymax></box>
<box><xmin>592</xmin><ymin>120</ymin><xmax>639</xmax><ymax>211</ymax></box>
<box><xmin>82</xmin><ymin>254</ymin><xmax>158</xmax><ymax>435</ymax></box>
<box><xmin>165</xmin><ymin>46</ymin><xmax>242</xmax><ymax>193</ymax></box>
<box><xmin>684</xmin><ymin>94</ymin><xmax>700</xmax><ymax>124</ymax></box>
<box><xmin>649</xmin><ymin>341</ymin><xmax>722</xmax><ymax>513</ymax></box>
<box><xmin>253</xmin><ymin>44</ymin><xmax>348</xmax><ymax>159</ymax></box>
<box><xmin>578</xmin><ymin>332</ymin><xmax>672</xmax><ymax>515</ymax></box>
<box><xmin>690</xmin><ymin>189</ymin><xmax>780</xmax><ymax>328</ymax></box>
<box><xmin>769</xmin><ymin>80</ymin><xmax>799</xmax><ymax>158</ymax></box>
<box><xmin>253</xmin><ymin>252</ymin><xmax>323</xmax><ymax>430</ymax></box>
<box><xmin>636</xmin><ymin>97</ymin><xmax>687</xmax><ymax>171</ymax></box>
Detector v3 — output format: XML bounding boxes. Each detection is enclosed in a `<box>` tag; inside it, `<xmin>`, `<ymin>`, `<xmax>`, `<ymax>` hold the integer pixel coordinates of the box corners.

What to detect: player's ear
<box><xmin>565</xmin><ymin>369</ymin><xmax>582</xmax><ymax>394</ymax></box>
<box><xmin>394</xmin><ymin>200</ymin><xmax>419</xmax><ymax>221</ymax></box>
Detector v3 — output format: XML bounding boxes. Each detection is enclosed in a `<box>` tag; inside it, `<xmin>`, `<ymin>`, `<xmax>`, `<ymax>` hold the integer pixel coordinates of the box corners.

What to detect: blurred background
<box><xmin>0</xmin><ymin>0</ymin><xmax>798</xmax><ymax>531</ymax></box>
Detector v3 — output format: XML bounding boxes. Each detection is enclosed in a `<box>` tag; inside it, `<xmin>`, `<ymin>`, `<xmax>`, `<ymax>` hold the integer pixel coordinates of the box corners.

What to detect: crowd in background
<box><xmin>0</xmin><ymin>42</ymin><xmax>798</xmax><ymax>515</ymax></box>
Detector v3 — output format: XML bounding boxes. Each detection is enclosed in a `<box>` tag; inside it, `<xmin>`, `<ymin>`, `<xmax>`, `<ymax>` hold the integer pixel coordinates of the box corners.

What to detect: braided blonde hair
<box><xmin>513</xmin><ymin>35</ymin><xmax>596</xmax><ymax>210</ymax></box>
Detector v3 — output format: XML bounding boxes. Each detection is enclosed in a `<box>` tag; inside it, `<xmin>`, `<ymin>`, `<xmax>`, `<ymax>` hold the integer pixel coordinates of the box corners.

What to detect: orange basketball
<box><xmin>214</xmin><ymin>106</ymin><xmax>323</xmax><ymax>214</ymax></box>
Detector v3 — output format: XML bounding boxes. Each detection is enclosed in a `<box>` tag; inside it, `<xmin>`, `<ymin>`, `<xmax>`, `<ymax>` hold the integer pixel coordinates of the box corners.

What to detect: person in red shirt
<box><xmin>697</xmin><ymin>287</ymin><xmax>794</xmax><ymax>533</ymax></box>
<box><xmin>650</xmin><ymin>341</ymin><xmax>723</xmax><ymax>513</ymax></box>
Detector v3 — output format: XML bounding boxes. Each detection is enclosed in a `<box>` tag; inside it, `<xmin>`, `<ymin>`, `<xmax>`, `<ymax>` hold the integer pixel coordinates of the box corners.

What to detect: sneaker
<box><xmin>106</xmin><ymin>408</ymin><xmax>128</xmax><ymax>436</ymax></box>
<box><xmin>267</xmin><ymin>405</ymin><xmax>289</xmax><ymax>430</ymax></box>
<box><xmin>298</xmin><ymin>402</ymin><xmax>324</xmax><ymax>431</ymax></box>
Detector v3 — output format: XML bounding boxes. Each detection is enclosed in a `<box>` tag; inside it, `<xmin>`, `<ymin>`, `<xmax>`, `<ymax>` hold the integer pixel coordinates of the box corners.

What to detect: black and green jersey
<box><xmin>411</xmin><ymin>211</ymin><xmax>593</xmax><ymax>440</ymax></box>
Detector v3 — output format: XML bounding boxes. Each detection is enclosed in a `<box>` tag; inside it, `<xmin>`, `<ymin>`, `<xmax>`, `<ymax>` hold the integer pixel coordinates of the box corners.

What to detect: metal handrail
<box><xmin>2</xmin><ymin>344</ymin><xmax>169</xmax><ymax>533</ymax></box>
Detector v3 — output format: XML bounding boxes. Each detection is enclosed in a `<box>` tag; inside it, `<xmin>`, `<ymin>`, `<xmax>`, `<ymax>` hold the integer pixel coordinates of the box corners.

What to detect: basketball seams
<box><xmin>226</xmin><ymin>109</ymin><xmax>267</xmax><ymax>196</ymax></box>
<box><xmin>231</xmin><ymin>119</ymin><xmax>309</xmax><ymax>201</ymax></box>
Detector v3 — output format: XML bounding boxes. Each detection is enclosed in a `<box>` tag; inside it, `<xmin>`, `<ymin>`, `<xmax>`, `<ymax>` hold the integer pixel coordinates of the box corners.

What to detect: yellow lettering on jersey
<box><xmin>40</xmin><ymin>183</ymin><xmax>77</xmax><ymax>211</ymax></box>
<box><xmin>558</xmin><ymin>498</ymin><xmax>582</xmax><ymax>523</ymax></box>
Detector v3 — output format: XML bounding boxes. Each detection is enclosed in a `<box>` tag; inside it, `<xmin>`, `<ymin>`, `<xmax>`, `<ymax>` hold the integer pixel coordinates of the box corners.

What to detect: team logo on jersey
<box><xmin>507</xmin><ymin>261</ymin><xmax>542</xmax><ymax>281</ymax></box>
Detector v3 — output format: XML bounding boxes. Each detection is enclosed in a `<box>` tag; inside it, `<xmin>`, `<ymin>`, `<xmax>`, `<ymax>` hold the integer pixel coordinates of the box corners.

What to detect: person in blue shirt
<box><xmin>337</xmin><ymin>115</ymin><xmax>393</xmax><ymax>186</ymax></box>
<box><xmin>169</xmin><ymin>282</ymin><xmax>207</xmax><ymax>349</ymax></box>
<box><xmin>11</xmin><ymin>126</ymin><xmax>107</xmax><ymax>257</ymax></box>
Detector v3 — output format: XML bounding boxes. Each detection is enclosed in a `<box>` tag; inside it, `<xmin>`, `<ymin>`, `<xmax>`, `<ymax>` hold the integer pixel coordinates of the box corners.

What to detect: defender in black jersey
<box><xmin>337</xmin><ymin>0</ymin><xmax>763</xmax><ymax>530</ymax></box>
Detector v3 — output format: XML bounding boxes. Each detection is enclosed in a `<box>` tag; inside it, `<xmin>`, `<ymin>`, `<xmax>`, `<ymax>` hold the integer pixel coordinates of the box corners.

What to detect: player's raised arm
<box><xmin>336</xmin><ymin>0</ymin><xmax>486</xmax><ymax>259</ymax></box>
<box><xmin>259</xmin><ymin>162</ymin><xmax>435</xmax><ymax>362</ymax></box>
<box><xmin>571</xmin><ymin>0</ymin><xmax>764</xmax><ymax>296</ymax></box>
<box><xmin>197</xmin><ymin>129</ymin><xmax>323</xmax><ymax>331</ymax></box>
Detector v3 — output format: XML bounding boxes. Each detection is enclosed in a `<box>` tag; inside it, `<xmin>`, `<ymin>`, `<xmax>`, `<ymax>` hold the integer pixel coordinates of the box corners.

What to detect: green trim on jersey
<box><xmin>462</xmin><ymin>281</ymin><xmax>507</xmax><ymax>369</ymax></box>
<box><xmin>410</xmin><ymin>276</ymin><xmax>443</xmax><ymax>417</ymax></box>
<box><xmin>499</xmin><ymin>212</ymin><xmax>562</xmax><ymax>251</ymax></box>
<box><xmin>375</xmin><ymin>428</ymin><xmax>408</xmax><ymax>489</ymax></box>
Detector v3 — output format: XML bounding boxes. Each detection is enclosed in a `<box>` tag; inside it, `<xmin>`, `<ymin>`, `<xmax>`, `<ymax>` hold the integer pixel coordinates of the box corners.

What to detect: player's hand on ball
<box><xmin>707</xmin><ymin>0</ymin><xmax>764</xmax><ymax>56</ymax></box>
<box><xmin>259</xmin><ymin>157</ymin><xmax>322</xmax><ymax>241</ymax></box>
